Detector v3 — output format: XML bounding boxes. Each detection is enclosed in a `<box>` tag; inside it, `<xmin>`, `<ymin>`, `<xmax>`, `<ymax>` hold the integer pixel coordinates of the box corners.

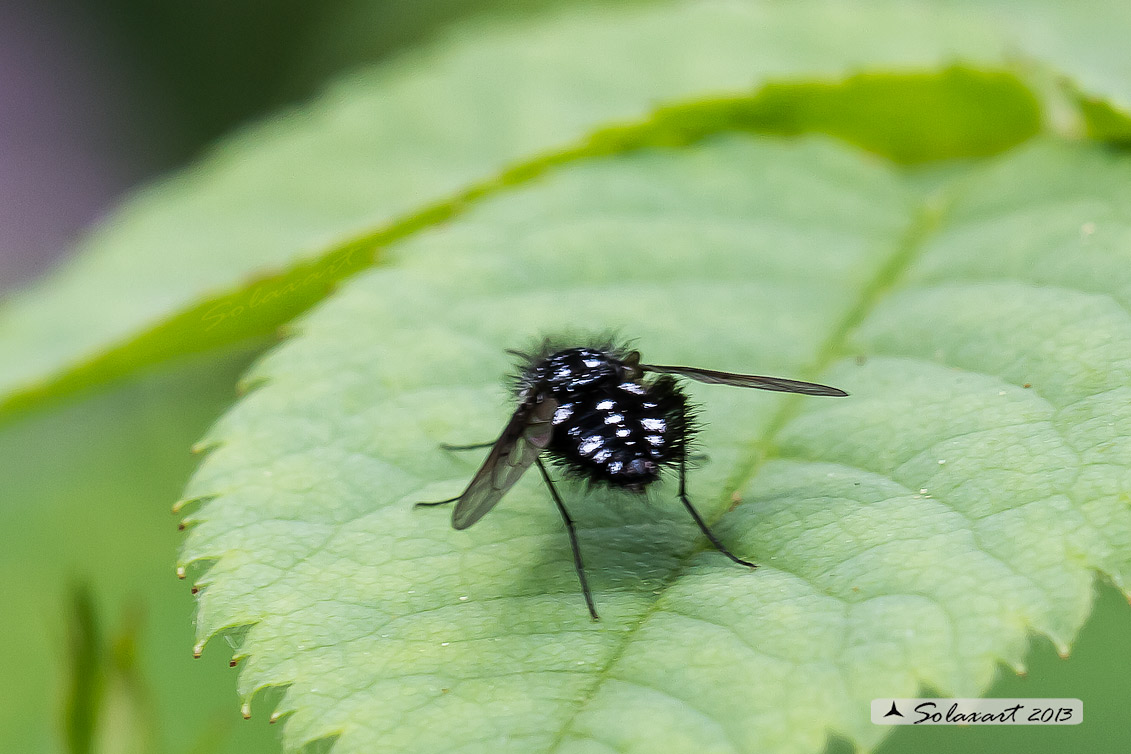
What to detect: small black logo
<box><xmin>884</xmin><ymin>702</ymin><xmax>904</xmax><ymax>718</ymax></box>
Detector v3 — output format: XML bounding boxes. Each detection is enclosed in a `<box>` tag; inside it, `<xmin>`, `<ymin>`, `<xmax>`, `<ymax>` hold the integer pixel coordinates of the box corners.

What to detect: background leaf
<box><xmin>0</xmin><ymin>64</ymin><xmax>1041</xmax><ymax>424</ymax></box>
<box><xmin>961</xmin><ymin>0</ymin><xmax>1131</xmax><ymax>134</ymax></box>
<box><xmin>0</xmin><ymin>0</ymin><xmax>1025</xmax><ymax>420</ymax></box>
<box><xmin>8</xmin><ymin>0</ymin><xmax>1131</xmax><ymax>423</ymax></box>
<box><xmin>180</xmin><ymin>134</ymin><xmax>1131</xmax><ymax>752</ymax></box>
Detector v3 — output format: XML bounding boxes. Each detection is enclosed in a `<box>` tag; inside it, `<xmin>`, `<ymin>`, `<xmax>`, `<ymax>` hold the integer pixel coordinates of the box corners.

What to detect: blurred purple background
<box><xmin>0</xmin><ymin>1</ymin><xmax>166</xmax><ymax>291</ymax></box>
<box><xmin>0</xmin><ymin>0</ymin><xmax>548</xmax><ymax>295</ymax></box>
<box><xmin>0</xmin><ymin>0</ymin><xmax>365</xmax><ymax>294</ymax></box>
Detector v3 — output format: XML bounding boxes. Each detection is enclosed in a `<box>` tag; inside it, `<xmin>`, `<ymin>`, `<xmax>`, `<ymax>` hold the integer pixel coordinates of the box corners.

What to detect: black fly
<box><xmin>417</xmin><ymin>338</ymin><xmax>847</xmax><ymax>619</ymax></box>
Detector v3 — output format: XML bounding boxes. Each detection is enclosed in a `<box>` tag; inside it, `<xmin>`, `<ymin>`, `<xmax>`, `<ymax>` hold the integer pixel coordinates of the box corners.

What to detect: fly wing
<box><xmin>640</xmin><ymin>364</ymin><xmax>848</xmax><ymax>396</ymax></box>
<box><xmin>451</xmin><ymin>389</ymin><xmax>558</xmax><ymax>530</ymax></box>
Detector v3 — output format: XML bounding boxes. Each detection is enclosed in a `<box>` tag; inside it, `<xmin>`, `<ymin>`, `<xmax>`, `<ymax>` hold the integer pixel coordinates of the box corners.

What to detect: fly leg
<box><xmin>536</xmin><ymin>456</ymin><xmax>599</xmax><ymax>621</ymax></box>
<box><xmin>677</xmin><ymin>432</ymin><xmax>757</xmax><ymax>569</ymax></box>
<box><xmin>414</xmin><ymin>441</ymin><xmax>495</xmax><ymax>508</ymax></box>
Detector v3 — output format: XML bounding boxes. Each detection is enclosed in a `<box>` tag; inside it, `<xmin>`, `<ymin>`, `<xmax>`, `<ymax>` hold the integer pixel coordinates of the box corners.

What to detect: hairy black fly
<box><xmin>417</xmin><ymin>338</ymin><xmax>847</xmax><ymax>619</ymax></box>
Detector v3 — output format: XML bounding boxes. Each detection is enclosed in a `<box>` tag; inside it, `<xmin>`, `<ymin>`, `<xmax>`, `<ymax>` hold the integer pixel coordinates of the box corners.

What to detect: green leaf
<box><xmin>64</xmin><ymin>587</ymin><xmax>104</xmax><ymax>754</ymax></box>
<box><xmin>0</xmin><ymin>0</ymin><xmax>1026</xmax><ymax>421</ymax></box>
<box><xmin>180</xmin><ymin>135</ymin><xmax>1131</xmax><ymax>753</ymax></box>
<box><xmin>1076</xmin><ymin>91</ymin><xmax>1131</xmax><ymax>146</ymax></box>
<box><xmin>0</xmin><ymin>65</ymin><xmax>1039</xmax><ymax>425</ymax></box>
<box><xmin>63</xmin><ymin>586</ymin><xmax>160</xmax><ymax>754</ymax></box>
<box><xmin>974</xmin><ymin>0</ymin><xmax>1131</xmax><ymax>133</ymax></box>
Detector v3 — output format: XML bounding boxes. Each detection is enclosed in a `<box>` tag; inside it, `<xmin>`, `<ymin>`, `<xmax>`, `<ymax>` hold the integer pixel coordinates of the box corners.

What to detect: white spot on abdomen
<box><xmin>578</xmin><ymin>436</ymin><xmax>602</xmax><ymax>456</ymax></box>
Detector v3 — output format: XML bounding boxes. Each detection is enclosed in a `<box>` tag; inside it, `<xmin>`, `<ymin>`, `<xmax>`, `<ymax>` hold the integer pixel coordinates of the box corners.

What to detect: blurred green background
<box><xmin>1</xmin><ymin>1</ymin><xmax>1128</xmax><ymax>753</ymax></box>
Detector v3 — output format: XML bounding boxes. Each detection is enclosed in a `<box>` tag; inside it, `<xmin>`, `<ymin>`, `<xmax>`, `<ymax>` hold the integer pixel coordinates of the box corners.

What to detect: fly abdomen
<box><xmin>548</xmin><ymin>377</ymin><xmax>686</xmax><ymax>487</ymax></box>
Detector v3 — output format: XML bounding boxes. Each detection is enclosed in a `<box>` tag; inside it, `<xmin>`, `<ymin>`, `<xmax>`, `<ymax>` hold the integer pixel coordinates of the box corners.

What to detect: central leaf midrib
<box><xmin>543</xmin><ymin>179</ymin><xmax>951</xmax><ymax>753</ymax></box>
